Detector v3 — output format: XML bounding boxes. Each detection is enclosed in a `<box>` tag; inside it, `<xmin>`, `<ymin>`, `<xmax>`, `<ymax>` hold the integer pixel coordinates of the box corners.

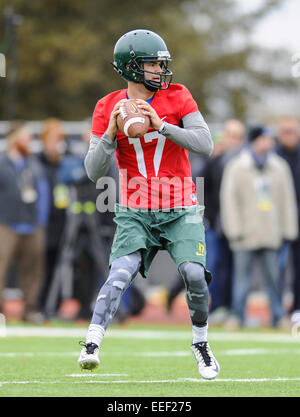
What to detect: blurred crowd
<box><xmin>0</xmin><ymin>116</ymin><xmax>299</xmax><ymax>329</ymax></box>
<box><xmin>168</xmin><ymin>116</ymin><xmax>300</xmax><ymax>329</ymax></box>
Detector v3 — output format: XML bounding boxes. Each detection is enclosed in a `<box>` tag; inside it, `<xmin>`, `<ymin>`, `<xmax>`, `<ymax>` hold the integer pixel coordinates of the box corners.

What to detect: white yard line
<box><xmin>136</xmin><ymin>351</ymin><xmax>189</xmax><ymax>356</ymax></box>
<box><xmin>0</xmin><ymin>349</ymin><xmax>300</xmax><ymax>358</ymax></box>
<box><xmin>135</xmin><ymin>349</ymin><xmax>300</xmax><ymax>356</ymax></box>
<box><xmin>4</xmin><ymin>326</ymin><xmax>299</xmax><ymax>343</ymax></box>
<box><xmin>179</xmin><ymin>378</ymin><xmax>300</xmax><ymax>383</ymax></box>
<box><xmin>0</xmin><ymin>377</ymin><xmax>300</xmax><ymax>386</ymax></box>
<box><xmin>221</xmin><ymin>348</ymin><xmax>300</xmax><ymax>355</ymax></box>
<box><xmin>0</xmin><ymin>352</ymin><xmax>79</xmax><ymax>357</ymax></box>
<box><xmin>66</xmin><ymin>374</ymin><xmax>129</xmax><ymax>377</ymax></box>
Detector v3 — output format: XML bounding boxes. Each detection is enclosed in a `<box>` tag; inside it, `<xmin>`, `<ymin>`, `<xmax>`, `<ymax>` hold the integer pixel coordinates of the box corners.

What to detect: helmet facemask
<box><xmin>113</xmin><ymin>50</ymin><xmax>172</xmax><ymax>91</ymax></box>
<box><xmin>112</xmin><ymin>29</ymin><xmax>173</xmax><ymax>90</ymax></box>
<box><xmin>128</xmin><ymin>51</ymin><xmax>173</xmax><ymax>91</ymax></box>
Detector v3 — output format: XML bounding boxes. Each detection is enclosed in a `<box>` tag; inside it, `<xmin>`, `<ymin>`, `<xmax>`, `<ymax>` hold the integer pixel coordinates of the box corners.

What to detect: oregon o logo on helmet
<box><xmin>157</xmin><ymin>50</ymin><xmax>171</xmax><ymax>59</ymax></box>
<box><xmin>0</xmin><ymin>53</ymin><xmax>6</xmax><ymax>78</ymax></box>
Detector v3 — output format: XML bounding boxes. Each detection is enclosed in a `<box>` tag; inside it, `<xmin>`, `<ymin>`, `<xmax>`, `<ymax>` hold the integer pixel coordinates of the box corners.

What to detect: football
<box><xmin>117</xmin><ymin>99</ymin><xmax>150</xmax><ymax>138</ymax></box>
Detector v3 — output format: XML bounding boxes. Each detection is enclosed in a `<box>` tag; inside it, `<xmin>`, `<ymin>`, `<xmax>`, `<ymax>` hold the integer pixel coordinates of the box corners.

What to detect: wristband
<box><xmin>158</xmin><ymin>122</ymin><xmax>166</xmax><ymax>134</ymax></box>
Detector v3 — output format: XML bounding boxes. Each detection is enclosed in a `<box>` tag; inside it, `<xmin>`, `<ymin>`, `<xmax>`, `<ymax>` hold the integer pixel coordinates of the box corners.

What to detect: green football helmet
<box><xmin>112</xmin><ymin>29</ymin><xmax>172</xmax><ymax>91</ymax></box>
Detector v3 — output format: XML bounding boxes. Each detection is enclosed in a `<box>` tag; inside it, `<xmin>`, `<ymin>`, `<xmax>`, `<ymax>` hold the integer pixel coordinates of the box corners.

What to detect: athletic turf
<box><xmin>0</xmin><ymin>323</ymin><xmax>299</xmax><ymax>397</ymax></box>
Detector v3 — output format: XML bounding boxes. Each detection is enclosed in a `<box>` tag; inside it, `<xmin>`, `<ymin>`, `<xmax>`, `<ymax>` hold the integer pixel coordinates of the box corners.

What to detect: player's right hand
<box><xmin>106</xmin><ymin>99</ymin><xmax>127</xmax><ymax>141</ymax></box>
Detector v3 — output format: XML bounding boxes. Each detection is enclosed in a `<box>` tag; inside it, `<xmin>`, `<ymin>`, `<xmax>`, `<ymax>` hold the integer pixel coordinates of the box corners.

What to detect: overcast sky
<box><xmin>243</xmin><ymin>0</ymin><xmax>300</xmax><ymax>52</ymax></box>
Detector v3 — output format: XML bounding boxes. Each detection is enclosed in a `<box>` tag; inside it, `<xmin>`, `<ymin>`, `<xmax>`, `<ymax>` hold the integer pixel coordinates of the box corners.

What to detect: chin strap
<box><xmin>111</xmin><ymin>62</ymin><xmax>123</xmax><ymax>76</ymax></box>
<box><xmin>143</xmin><ymin>80</ymin><xmax>160</xmax><ymax>92</ymax></box>
<box><xmin>111</xmin><ymin>59</ymin><xmax>172</xmax><ymax>91</ymax></box>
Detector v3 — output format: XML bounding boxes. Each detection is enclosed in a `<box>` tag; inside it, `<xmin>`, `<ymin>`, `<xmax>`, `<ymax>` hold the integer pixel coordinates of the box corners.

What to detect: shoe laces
<box><xmin>193</xmin><ymin>342</ymin><xmax>212</xmax><ymax>367</ymax></box>
<box><xmin>79</xmin><ymin>341</ymin><xmax>98</xmax><ymax>354</ymax></box>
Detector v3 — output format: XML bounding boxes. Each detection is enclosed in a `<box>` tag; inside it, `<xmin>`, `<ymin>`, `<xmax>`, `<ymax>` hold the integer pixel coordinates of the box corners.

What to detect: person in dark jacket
<box><xmin>202</xmin><ymin>120</ymin><xmax>246</xmax><ymax>317</ymax></box>
<box><xmin>37</xmin><ymin>118</ymin><xmax>68</xmax><ymax>312</ymax></box>
<box><xmin>0</xmin><ymin>121</ymin><xmax>50</xmax><ymax>322</ymax></box>
<box><xmin>166</xmin><ymin>120</ymin><xmax>246</xmax><ymax>318</ymax></box>
<box><xmin>275</xmin><ymin>117</ymin><xmax>300</xmax><ymax>313</ymax></box>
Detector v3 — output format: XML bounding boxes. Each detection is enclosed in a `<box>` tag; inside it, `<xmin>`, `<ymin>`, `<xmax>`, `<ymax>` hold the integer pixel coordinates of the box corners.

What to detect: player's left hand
<box><xmin>135</xmin><ymin>99</ymin><xmax>163</xmax><ymax>131</ymax></box>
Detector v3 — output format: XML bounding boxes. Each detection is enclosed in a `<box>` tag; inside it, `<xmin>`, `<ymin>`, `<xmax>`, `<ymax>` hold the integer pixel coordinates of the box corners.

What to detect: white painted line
<box><xmin>208</xmin><ymin>332</ymin><xmax>299</xmax><ymax>343</ymax></box>
<box><xmin>80</xmin><ymin>377</ymin><xmax>300</xmax><ymax>384</ymax></box>
<box><xmin>5</xmin><ymin>327</ymin><xmax>298</xmax><ymax>343</ymax></box>
<box><xmin>0</xmin><ymin>352</ymin><xmax>78</xmax><ymax>357</ymax></box>
<box><xmin>6</xmin><ymin>327</ymin><xmax>87</xmax><ymax>338</ymax></box>
<box><xmin>222</xmin><ymin>349</ymin><xmax>269</xmax><ymax>356</ymax></box>
<box><xmin>136</xmin><ymin>349</ymin><xmax>300</xmax><ymax>357</ymax></box>
<box><xmin>0</xmin><ymin>349</ymin><xmax>299</xmax><ymax>358</ymax></box>
<box><xmin>0</xmin><ymin>381</ymin><xmax>59</xmax><ymax>385</ymax></box>
<box><xmin>66</xmin><ymin>374</ymin><xmax>129</xmax><ymax>377</ymax></box>
<box><xmin>136</xmin><ymin>351</ymin><xmax>189</xmax><ymax>357</ymax></box>
<box><xmin>224</xmin><ymin>348</ymin><xmax>300</xmax><ymax>356</ymax></box>
<box><xmin>73</xmin><ymin>380</ymin><xmax>184</xmax><ymax>384</ymax></box>
<box><xmin>0</xmin><ymin>377</ymin><xmax>300</xmax><ymax>386</ymax></box>
<box><xmin>221</xmin><ymin>348</ymin><xmax>300</xmax><ymax>356</ymax></box>
<box><xmin>179</xmin><ymin>378</ymin><xmax>300</xmax><ymax>383</ymax></box>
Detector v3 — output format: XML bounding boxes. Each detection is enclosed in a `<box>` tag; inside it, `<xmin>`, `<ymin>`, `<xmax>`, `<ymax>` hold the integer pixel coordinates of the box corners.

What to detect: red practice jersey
<box><xmin>92</xmin><ymin>83</ymin><xmax>199</xmax><ymax>209</ymax></box>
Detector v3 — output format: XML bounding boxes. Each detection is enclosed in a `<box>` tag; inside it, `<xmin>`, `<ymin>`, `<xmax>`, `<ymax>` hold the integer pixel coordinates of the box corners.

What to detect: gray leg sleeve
<box><xmin>179</xmin><ymin>262</ymin><xmax>209</xmax><ymax>327</ymax></box>
<box><xmin>91</xmin><ymin>251</ymin><xmax>141</xmax><ymax>329</ymax></box>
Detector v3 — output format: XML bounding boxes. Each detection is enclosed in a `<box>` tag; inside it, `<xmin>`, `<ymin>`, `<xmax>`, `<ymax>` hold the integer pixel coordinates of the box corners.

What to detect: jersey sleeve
<box><xmin>178</xmin><ymin>84</ymin><xmax>199</xmax><ymax>120</ymax></box>
<box><xmin>91</xmin><ymin>98</ymin><xmax>110</xmax><ymax>138</ymax></box>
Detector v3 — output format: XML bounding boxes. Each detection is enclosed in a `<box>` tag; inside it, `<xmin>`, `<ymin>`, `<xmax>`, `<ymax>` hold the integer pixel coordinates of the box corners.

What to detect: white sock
<box><xmin>192</xmin><ymin>324</ymin><xmax>208</xmax><ymax>344</ymax></box>
<box><xmin>86</xmin><ymin>324</ymin><xmax>105</xmax><ymax>347</ymax></box>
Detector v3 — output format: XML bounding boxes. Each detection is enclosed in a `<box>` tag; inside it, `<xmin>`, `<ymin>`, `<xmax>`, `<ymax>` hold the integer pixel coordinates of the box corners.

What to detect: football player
<box><xmin>78</xmin><ymin>29</ymin><xmax>220</xmax><ymax>380</ymax></box>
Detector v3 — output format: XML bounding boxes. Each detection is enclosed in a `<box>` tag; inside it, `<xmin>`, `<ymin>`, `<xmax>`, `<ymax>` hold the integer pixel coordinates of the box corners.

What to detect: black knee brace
<box><xmin>179</xmin><ymin>262</ymin><xmax>209</xmax><ymax>327</ymax></box>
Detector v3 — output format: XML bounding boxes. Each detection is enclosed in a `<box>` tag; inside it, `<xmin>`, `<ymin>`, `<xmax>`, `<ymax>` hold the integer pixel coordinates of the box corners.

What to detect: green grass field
<box><xmin>0</xmin><ymin>322</ymin><xmax>299</xmax><ymax>397</ymax></box>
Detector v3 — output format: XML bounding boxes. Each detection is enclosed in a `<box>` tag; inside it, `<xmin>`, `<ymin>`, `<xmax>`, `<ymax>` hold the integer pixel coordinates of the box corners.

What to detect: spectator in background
<box><xmin>220</xmin><ymin>126</ymin><xmax>298</xmax><ymax>329</ymax></box>
<box><xmin>43</xmin><ymin>125</ymin><xmax>145</xmax><ymax>322</ymax></box>
<box><xmin>50</xmin><ymin>125</ymin><xmax>110</xmax><ymax>320</ymax></box>
<box><xmin>37</xmin><ymin>118</ymin><xmax>67</xmax><ymax>313</ymax></box>
<box><xmin>275</xmin><ymin>117</ymin><xmax>300</xmax><ymax>314</ymax></box>
<box><xmin>201</xmin><ymin>120</ymin><xmax>246</xmax><ymax>322</ymax></box>
<box><xmin>166</xmin><ymin>120</ymin><xmax>246</xmax><ymax>318</ymax></box>
<box><xmin>0</xmin><ymin>121</ymin><xmax>50</xmax><ymax>322</ymax></box>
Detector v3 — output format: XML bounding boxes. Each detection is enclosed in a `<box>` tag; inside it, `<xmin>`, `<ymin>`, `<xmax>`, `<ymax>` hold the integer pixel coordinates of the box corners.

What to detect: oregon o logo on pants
<box><xmin>196</xmin><ymin>242</ymin><xmax>205</xmax><ymax>256</ymax></box>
